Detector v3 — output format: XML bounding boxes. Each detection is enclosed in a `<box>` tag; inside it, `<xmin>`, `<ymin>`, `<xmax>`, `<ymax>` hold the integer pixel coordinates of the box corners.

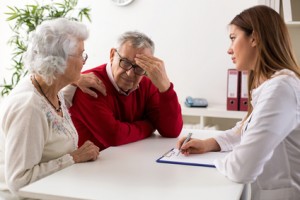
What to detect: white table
<box><xmin>18</xmin><ymin>129</ymin><xmax>244</xmax><ymax>200</ymax></box>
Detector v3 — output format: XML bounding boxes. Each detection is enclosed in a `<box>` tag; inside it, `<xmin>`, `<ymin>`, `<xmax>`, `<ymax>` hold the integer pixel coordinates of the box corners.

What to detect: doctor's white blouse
<box><xmin>214</xmin><ymin>69</ymin><xmax>300</xmax><ymax>200</ymax></box>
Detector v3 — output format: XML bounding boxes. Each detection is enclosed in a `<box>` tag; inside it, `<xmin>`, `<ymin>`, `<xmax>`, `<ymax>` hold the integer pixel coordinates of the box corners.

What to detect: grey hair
<box><xmin>117</xmin><ymin>31</ymin><xmax>155</xmax><ymax>54</ymax></box>
<box><xmin>24</xmin><ymin>18</ymin><xmax>89</xmax><ymax>85</ymax></box>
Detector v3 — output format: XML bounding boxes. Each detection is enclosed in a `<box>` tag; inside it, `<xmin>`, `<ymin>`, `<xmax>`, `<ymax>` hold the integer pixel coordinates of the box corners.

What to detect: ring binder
<box><xmin>227</xmin><ymin>69</ymin><xmax>240</xmax><ymax>111</ymax></box>
<box><xmin>239</xmin><ymin>71</ymin><xmax>248</xmax><ymax>111</ymax></box>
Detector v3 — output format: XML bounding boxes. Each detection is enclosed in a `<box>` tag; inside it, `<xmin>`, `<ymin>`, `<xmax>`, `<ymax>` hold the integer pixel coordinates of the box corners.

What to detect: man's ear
<box><xmin>110</xmin><ymin>48</ymin><xmax>116</xmax><ymax>63</ymax></box>
<box><xmin>250</xmin><ymin>31</ymin><xmax>258</xmax><ymax>47</ymax></box>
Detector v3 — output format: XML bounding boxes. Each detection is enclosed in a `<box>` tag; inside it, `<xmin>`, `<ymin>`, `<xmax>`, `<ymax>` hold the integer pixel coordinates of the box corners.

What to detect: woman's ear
<box><xmin>250</xmin><ymin>31</ymin><xmax>258</xmax><ymax>47</ymax></box>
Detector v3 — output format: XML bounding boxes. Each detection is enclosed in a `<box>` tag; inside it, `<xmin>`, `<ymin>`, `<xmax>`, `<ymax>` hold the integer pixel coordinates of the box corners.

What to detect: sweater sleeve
<box><xmin>146</xmin><ymin>83</ymin><xmax>183</xmax><ymax>138</ymax></box>
<box><xmin>2</xmin><ymin>97</ymin><xmax>74</xmax><ymax>193</ymax></box>
<box><xmin>214</xmin><ymin>78</ymin><xmax>298</xmax><ymax>183</ymax></box>
<box><xmin>61</xmin><ymin>84</ymin><xmax>77</xmax><ymax>108</ymax></box>
<box><xmin>71</xmin><ymin>88</ymin><xmax>155</xmax><ymax>148</ymax></box>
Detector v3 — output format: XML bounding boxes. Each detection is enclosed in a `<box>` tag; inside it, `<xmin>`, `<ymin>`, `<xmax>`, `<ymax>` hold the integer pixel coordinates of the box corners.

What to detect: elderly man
<box><xmin>69</xmin><ymin>31</ymin><xmax>183</xmax><ymax>150</ymax></box>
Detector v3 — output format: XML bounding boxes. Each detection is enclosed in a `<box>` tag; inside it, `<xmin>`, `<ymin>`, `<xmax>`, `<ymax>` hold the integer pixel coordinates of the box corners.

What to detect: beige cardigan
<box><xmin>0</xmin><ymin>76</ymin><xmax>76</xmax><ymax>195</ymax></box>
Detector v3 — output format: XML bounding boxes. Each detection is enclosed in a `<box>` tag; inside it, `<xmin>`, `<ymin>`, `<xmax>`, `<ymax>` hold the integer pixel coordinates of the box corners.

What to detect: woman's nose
<box><xmin>227</xmin><ymin>48</ymin><xmax>233</xmax><ymax>55</ymax></box>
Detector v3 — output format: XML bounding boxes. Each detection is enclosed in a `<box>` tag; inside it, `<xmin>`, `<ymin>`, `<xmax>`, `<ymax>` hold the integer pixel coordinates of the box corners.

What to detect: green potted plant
<box><xmin>0</xmin><ymin>0</ymin><xmax>91</xmax><ymax>96</ymax></box>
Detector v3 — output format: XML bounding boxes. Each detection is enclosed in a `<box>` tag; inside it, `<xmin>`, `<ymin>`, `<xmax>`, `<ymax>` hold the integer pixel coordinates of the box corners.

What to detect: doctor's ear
<box><xmin>250</xmin><ymin>31</ymin><xmax>258</xmax><ymax>47</ymax></box>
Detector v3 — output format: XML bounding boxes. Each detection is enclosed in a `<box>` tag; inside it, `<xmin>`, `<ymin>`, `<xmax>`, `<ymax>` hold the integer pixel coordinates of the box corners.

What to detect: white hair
<box><xmin>24</xmin><ymin>18</ymin><xmax>89</xmax><ymax>85</ymax></box>
<box><xmin>117</xmin><ymin>31</ymin><xmax>155</xmax><ymax>54</ymax></box>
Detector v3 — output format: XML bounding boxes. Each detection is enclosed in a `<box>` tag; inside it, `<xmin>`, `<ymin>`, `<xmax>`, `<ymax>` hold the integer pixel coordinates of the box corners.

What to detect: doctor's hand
<box><xmin>75</xmin><ymin>72</ymin><xmax>107</xmax><ymax>98</ymax></box>
<box><xmin>70</xmin><ymin>140</ymin><xmax>100</xmax><ymax>163</ymax></box>
<box><xmin>177</xmin><ymin>137</ymin><xmax>221</xmax><ymax>156</ymax></box>
<box><xmin>135</xmin><ymin>54</ymin><xmax>170</xmax><ymax>93</ymax></box>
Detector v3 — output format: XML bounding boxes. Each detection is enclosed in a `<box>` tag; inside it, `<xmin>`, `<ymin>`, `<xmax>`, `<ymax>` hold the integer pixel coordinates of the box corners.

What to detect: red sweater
<box><xmin>70</xmin><ymin>64</ymin><xmax>183</xmax><ymax>150</ymax></box>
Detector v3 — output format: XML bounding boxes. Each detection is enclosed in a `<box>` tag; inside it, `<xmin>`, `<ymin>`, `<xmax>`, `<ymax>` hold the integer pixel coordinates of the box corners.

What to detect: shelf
<box><xmin>286</xmin><ymin>21</ymin><xmax>300</xmax><ymax>28</ymax></box>
<box><xmin>181</xmin><ymin>103</ymin><xmax>247</xmax><ymax>119</ymax></box>
<box><xmin>181</xmin><ymin>103</ymin><xmax>247</xmax><ymax>130</ymax></box>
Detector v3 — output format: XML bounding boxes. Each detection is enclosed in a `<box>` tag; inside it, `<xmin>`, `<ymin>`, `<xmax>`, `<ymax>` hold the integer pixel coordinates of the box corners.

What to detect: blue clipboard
<box><xmin>156</xmin><ymin>148</ymin><xmax>229</xmax><ymax>168</ymax></box>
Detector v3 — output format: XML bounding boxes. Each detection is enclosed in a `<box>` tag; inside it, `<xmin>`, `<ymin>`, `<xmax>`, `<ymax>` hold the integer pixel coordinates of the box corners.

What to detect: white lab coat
<box><xmin>214</xmin><ymin>69</ymin><xmax>300</xmax><ymax>200</ymax></box>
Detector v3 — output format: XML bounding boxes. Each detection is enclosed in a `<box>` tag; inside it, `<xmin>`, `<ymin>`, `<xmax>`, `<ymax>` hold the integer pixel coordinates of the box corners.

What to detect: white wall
<box><xmin>0</xmin><ymin>0</ymin><xmax>258</xmax><ymax>104</ymax></box>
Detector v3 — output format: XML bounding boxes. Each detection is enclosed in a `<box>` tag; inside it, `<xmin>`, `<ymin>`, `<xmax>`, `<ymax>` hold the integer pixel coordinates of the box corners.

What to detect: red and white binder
<box><xmin>227</xmin><ymin>69</ymin><xmax>240</xmax><ymax>111</ymax></box>
<box><xmin>239</xmin><ymin>71</ymin><xmax>248</xmax><ymax>111</ymax></box>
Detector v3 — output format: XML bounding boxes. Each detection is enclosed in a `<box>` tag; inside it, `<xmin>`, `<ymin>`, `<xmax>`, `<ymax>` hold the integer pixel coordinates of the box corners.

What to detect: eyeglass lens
<box><xmin>119</xmin><ymin>59</ymin><xmax>145</xmax><ymax>75</ymax></box>
<box><xmin>116</xmin><ymin>50</ymin><xmax>145</xmax><ymax>75</ymax></box>
<box><xmin>82</xmin><ymin>52</ymin><xmax>88</xmax><ymax>62</ymax></box>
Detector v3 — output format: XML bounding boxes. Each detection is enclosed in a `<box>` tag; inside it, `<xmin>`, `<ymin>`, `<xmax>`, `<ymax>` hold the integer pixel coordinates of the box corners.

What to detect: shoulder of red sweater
<box><xmin>82</xmin><ymin>64</ymin><xmax>107</xmax><ymax>74</ymax></box>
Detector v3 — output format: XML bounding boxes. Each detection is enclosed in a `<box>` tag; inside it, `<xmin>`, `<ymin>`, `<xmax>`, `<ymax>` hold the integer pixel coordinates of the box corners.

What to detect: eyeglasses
<box><xmin>69</xmin><ymin>52</ymin><xmax>88</xmax><ymax>63</ymax></box>
<box><xmin>115</xmin><ymin>50</ymin><xmax>145</xmax><ymax>76</ymax></box>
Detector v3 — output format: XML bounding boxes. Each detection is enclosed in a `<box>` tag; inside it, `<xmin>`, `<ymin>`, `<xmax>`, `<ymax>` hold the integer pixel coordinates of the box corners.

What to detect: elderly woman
<box><xmin>0</xmin><ymin>18</ymin><xmax>99</xmax><ymax>197</ymax></box>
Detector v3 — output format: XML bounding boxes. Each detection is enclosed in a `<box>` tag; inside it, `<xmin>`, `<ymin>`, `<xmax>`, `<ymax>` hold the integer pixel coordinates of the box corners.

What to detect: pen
<box><xmin>177</xmin><ymin>132</ymin><xmax>193</xmax><ymax>155</ymax></box>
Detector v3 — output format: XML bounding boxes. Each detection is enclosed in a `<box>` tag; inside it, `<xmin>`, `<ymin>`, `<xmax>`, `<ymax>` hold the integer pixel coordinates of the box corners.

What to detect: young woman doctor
<box><xmin>177</xmin><ymin>5</ymin><xmax>300</xmax><ymax>200</ymax></box>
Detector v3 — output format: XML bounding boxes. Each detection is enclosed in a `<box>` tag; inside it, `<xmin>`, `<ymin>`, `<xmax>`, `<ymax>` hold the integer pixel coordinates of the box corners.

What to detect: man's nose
<box><xmin>126</xmin><ymin>67</ymin><xmax>135</xmax><ymax>77</ymax></box>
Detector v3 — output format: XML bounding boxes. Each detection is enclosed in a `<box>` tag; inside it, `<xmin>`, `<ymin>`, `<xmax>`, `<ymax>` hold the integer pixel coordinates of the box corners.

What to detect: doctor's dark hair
<box><xmin>24</xmin><ymin>18</ymin><xmax>89</xmax><ymax>85</ymax></box>
<box><xmin>116</xmin><ymin>31</ymin><xmax>155</xmax><ymax>54</ymax></box>
<box><xmin>230</xmin><ymin>5</ymin><xmax>300</xmax><ymax>116</ymax></box>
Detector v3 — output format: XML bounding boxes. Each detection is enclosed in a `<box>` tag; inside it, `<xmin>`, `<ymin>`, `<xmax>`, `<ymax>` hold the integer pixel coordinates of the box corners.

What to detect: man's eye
<box><xmin>122</xmin><ymin>60</ymin><xmax>132</xmax><ymax>66</ymax></box>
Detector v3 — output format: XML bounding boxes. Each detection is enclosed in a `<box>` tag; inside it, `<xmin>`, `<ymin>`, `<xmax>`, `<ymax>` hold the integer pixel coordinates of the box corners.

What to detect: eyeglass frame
<box><xmin>69</xmin><ymin>52</ymin><xmax>88</xmax><ymax>63</ymax></box>
<box><xmin>115</xmin><ymin>50</ymin><xmax>146</xmax><ymax>76</ymax></box>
